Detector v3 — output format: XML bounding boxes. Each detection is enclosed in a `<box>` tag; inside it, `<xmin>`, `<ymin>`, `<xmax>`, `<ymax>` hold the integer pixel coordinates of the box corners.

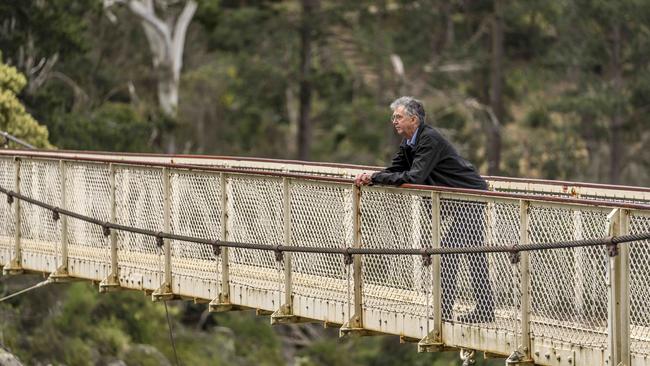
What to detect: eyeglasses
<box><xmin>390</xmin><ymin>114</ymin><xmax>412</xmax><ymax>122</ymax></box>
<box><xmin>391</xmin><ymin>114</ymin><xmax>406</xmax><ymax>122</ymax></box>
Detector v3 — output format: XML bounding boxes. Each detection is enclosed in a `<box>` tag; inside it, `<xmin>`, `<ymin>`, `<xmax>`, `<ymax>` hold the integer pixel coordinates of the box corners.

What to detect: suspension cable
<box><xmin>163</xmin><ymin>301</ymin><xmax>181</xmax><ymax>366</ymax></box>
<box><xmin>0</xmin><ymin>185</ymin><xmax>648</xmax><ymax>258</ymax></box>
<box><xmin>0</xmin><ymin>279</ymin><xmax>52</xmax><ymax>303</ymax></box>
<box><xmin>0</xmin><ymin>131</ymin><xmax>35</xmax><ymax>150</ymax></box>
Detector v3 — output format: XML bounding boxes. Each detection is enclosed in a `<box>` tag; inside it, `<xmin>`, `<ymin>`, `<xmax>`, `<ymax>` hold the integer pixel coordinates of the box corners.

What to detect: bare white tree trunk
<box><xmin>104</xmin><ymin>0</ymin><xmax>197</xmax><ymax>152</ymax></box>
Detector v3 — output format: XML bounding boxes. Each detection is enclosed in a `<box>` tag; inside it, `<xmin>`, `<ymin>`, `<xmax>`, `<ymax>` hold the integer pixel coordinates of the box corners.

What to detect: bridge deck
<box><xmin>0</xmin><ymin>150</ymin><xmax>649</xmax><ymax>365</ymax></box>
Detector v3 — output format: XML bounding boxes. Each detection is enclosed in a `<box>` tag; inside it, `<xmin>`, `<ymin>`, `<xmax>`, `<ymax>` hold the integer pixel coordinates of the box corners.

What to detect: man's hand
<box><xmin>354</xmin><ymin>173</ymin><xmax>373</xmax><ymax>187</ymax></box>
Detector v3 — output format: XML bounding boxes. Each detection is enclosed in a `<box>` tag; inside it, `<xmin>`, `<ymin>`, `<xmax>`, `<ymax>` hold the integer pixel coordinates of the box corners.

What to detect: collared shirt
<box><xmin>406</xmin><ymin>126</ymin><xmax>419</xmax><ymax>147</ymax></box>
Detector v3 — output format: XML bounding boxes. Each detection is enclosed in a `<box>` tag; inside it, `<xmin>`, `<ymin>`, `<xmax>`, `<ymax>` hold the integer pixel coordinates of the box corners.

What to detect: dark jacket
<box><xmin>371</xmin><ymin>124</ymin><xmax>488</xmax><ymax>190</ymax></box>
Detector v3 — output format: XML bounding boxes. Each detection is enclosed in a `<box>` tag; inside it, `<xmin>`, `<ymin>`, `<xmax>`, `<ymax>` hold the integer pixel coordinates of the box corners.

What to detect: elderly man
<box><xmin>355</xmin><ymin>96</ymin><xmax>494</xmax><ymax>323</ymax></box>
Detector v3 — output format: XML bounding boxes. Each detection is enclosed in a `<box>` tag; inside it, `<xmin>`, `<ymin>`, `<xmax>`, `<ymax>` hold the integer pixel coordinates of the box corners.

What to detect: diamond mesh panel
<box><xmin>630</xmin><ymin>211</ymin><xmax>650</xmax><ymax>354</ymax></box>
<box><xmin>528</xmin><ymin>204</ymin><xmax>608</xmax><ymax>347</ymax></box>
<box><xmin>169</xmin><ymin>171</ymin><xmax>221</xmax><ymax>282</ymax></box>
<box><xmin>440</xmin><ymin>197</ymin><xmax>500</xmax><ymax>327</ymax></box>
<box><xmin>19</xmin><ymin>159</ymin><xmax>61</xmax><ymax>260</ymax></box>
<box><xmin>290</xmin><ymin>181</ymin><xmax>352</xmax><ymax>301</ymax></box>
<box><xmin>483</xmin><ymin>200</ymin><xmax>521</xmax><ymax>333</ymax></box>
<box><xmin>66</xmin><ymin>162</ymin><xmax>111</xmax><ymax>262</ymax></box>
<box><xmin>227</xmin><ymin>175</ymin><xmax>283</xmax><ymax>292</ymax></box>
<box><xmin>0</xmin><ymin>158</ymin><xmax>15</xmax><ymax>251</ymax></box>
<box><xmin>359</xmin><ymin>188</ymin><xmax>430</xmax><ymax>319</ymax></box>
<box><xmin>115</xmin><ymin>166</ymin><xmax>164</xmax><ymax>279</ymax></box>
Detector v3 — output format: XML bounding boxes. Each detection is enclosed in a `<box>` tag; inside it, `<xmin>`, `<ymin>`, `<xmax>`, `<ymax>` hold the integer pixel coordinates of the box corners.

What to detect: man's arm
<box><xmin>355</xmin><ymin>145</ymin><xmax>409</xmax><ymax>187</ymax></box>
<box><xmin>383</xmin><ymin>145</ymin><xmax>409</xmax><ymax>173</ymax></box>
<box><xmin>371</xmin><ymin>134</ymin><xmax>445</xmax><ymax>186</ymax></box>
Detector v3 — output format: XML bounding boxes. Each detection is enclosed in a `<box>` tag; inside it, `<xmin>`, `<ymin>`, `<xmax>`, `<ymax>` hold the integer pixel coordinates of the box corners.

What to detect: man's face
<box><xmin>391</xmin><ymin>106</ymin><xmax>418</xmax><ymax>138</ymax></box>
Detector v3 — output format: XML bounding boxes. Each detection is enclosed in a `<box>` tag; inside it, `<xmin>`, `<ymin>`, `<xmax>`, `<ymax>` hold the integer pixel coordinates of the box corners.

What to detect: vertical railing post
<box><xmin>100</xmin><ymin>163</ymin><xmax>120</xmax><ymax>292</ymax></box>
<box><xmin>620</xmin><ymin>209</ymin><xmax>631</xmax><ymax>366</ymax></box>
<box><xmin>271</xmin><ymin>177</ymin><xmax>303</xmax><ymax>324</ymax></box>
<box><xmin>4</xmin><ymin>157</ymin><xmax>22</xmax><ymax>274</ymax></box>
<box><xmin>210</xmin><ymin>173</ymin><xmax>234</xmax><ymax>312</ymax></box>
<box><xmin>507</xmin><ymin>200</ymin><xmax>534</xmax><ymax>364</ymax></box>
<box><xmin>50</xmin><ymin>160</ymin><xmax>69</xmax><ymax>281</ymax></box>
<box><xmin>418</xmin><ymin>192</ymin><xmax>444</xmax><ymax>352</ymax></box>
<box><xmin>341</xmin><ymin>184</ymin><xmax>365</xmax><ymax>336</ymax></box>
<box><xmin>153</xmin><ymin>167</ymin><xmax>173</xmax><ymax>301</ymax></box>
<box><xmin>608</xmin><ymin>208</ymin><xmax>630</xmax><ymax>366</ymax></box>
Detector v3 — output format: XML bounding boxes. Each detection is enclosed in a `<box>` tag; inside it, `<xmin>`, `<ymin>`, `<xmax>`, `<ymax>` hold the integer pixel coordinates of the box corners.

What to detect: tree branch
<box><xmin>171</xmin><ymin>0</ymin><xmax>197</xmax><ymax>77</ymax></box>
<box><xmin>127</xmin><ymin>0</ymin><xmax>172</xmax><ymax>47</ymax></box>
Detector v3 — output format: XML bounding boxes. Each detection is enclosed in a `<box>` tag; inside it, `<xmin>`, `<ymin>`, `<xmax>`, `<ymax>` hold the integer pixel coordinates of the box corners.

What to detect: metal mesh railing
<box><xmin>0</xmin><ymin>154</ymin><xmax>649</xmax><ymax>364</ymax></box>
<box><xmin>115</xmin><ymin>165</ymin><xmax>165</xmax><ymax>289</ymax></box>
<box><xmin>66</xmin><ymin>162</ymin><xmax>111</xmax><ymax>264</ymax></box>
<box><xmin>0</xmin><ymin>159</ymin><xmax>15</xmax><ymax>259</ymax></box>
<box><xmin>169</xmin><ymin>171</ymin><xmax>221</xmax><ymax>286</ymax></box>
<box><xmin>528</xmin><ymin>205</ymin><xmax>610</xmax><ymax>348</ymax></box>
<box><xmin>19</xmin><ymin>159</ymin><xmax>61</xmax><ymax>272</ymax></box>
<box><xmin>630</xmin><ymin>210</ymin><xmax>650</xmax><ymax>354</ymax></box>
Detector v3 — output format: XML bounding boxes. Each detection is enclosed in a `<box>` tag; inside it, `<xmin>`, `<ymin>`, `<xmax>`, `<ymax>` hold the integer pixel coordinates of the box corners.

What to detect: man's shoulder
<box><xmin>418</xmin><ymin>125</ymin><xmax>448</xmax><ymax>145</ymax></box>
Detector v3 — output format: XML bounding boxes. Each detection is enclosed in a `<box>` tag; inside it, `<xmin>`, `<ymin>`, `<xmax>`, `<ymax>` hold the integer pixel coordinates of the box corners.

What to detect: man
<box><xmin>354</xmin><ymin>96</ymin><xmax>494</xmax><ymax>323</ymax></box>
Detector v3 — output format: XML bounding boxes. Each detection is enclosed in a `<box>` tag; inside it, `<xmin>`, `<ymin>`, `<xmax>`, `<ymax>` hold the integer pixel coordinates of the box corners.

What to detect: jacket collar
<box><xmin>402</xmin><ymin>123</ymin><xmax>426</xmax><ymax>147</ymax></box>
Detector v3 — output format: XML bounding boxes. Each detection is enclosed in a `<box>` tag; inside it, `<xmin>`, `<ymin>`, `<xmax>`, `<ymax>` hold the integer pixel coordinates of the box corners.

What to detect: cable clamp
<box><xmin>420</xmin><ymin>248</ymin><xmax>432</xmax><ymax>267</ymax></box>
<box><xmin>274</xmin><ymin>245</ymin><xmax>284</xmax><ymax>262</ymax></box>
<box><xmin>7</xmin><ymin>193</ymin><xmax>13</xmax><ymax>205</ymax></box>
<box><xmin>212</xmin><ymin>242</ymin><xmax>221</xmax><ymax>257</ymax></box>
<box><xmin>156</xmin><ymin>232</ymin><xmax>165</xmax><ymax>248</ymax></box>
<box><xmin>509</xmin><ymin>245</ymin><xmax>520</xmax><ymax>264</ymax></box>
<box><xmin>607</xmin><ymin>236</ymin><xmax>619</xmax><ymax>257</ymax></box>
<box><xmin>52</xmin><ymin>208</ymin><xmax>60</xmax><ymax>222</ymax></box>
<box><xmin>102</xmin><ymin>223</ymin><xmax>111</xmax><ymax>237</ymax></box>
<box><xmin>343</xmin><ymin>248</ymin><xmax>353</xmax><ymax>266</ymax></box>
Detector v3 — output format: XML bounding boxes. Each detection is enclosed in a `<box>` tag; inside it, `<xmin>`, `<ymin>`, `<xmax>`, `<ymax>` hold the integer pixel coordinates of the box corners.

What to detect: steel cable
<box><xmin>1</xmin><ymin>185</ymin><xmax>649</xmax><ymax>258</ymax></box>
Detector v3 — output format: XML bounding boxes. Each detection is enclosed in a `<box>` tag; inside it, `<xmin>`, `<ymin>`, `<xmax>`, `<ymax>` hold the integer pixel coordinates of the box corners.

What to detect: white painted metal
<box><xmin>2</xmin><ymin>149</ymin><xmax>648</xmax><ymax>204</ymax></box>
<box><xmin>0</xmin><ymin>152</ymin><xmax>648</xmax><ymax>366</ymax></box>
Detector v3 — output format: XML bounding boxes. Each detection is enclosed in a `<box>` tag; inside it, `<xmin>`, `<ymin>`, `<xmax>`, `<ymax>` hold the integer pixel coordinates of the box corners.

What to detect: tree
<box><xmin>104</xmin><ymin>0</ymin><xmax>198</xmax><ymax>153</ymax></box>
<box><xmin>297</xmin><ymin>0</ymin><xmax>320</xmax><ymax>160</ymax></box>
<box><xmin>488</xmin><ymin>0</ymin><xmax>504</xmax><ymax>175</ymax></box>
<box><xmin>0</xmin><ymin>59</ymin><xmax>52</xmax><ymax>148</ymax></box>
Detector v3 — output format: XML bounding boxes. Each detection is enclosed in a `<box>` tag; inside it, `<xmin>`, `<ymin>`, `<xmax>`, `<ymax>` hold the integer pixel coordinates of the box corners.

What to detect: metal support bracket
<box><xmin>607</xmin><ymin>208</ymin><xmax>631</xmax><ymax>366</ymax></box>
<box><xmin>339</xmin><ymin>184</ymin><xmax>366</xmax><ymax>338</ymax></box>
<box><xmin>152</xmin><ymin>167</ymin><xmax>174</xmax><ymax>302</ymax></box>
<box><xmin>515</xmin><ymin>200</ymin><xmax>534</xmax><ymax>364</ymax></box>
<box><xmin>49</xmin><ymin>160</ymin><xmax>70</xmax><ymax>282</ymax></box>
<box><xmin>506</xmin><ymin>348</ymin><xmax>535</xmax><ymax>365</ymax></box>
<box><xmin>48</xmin><ymin>265</ymin><xmax>72</xmax><ymax>283</ymax></box>
<box><xmin>4</xmin><ymin>157</ymin><xmax>23</xmax><ymax>275</ymax></box>
<box><xmin>340</xmin><ymin>314</ymin><xmax>378</xmax><ymax>337</ymax></box>
<box><xmin>417</xmin><ymin>330</ymin><xmax>457</xmax><ymax>353</ymax></box>
<box><xmin>100</xmin><ymin>163</ymin><xmax>120</xmax><ymax>293</ymax></box>
<box><xmin>209</xmin><ymin>173</ymin><xmax>235</xmax><ymax>312</ymax></box>
<box><xmin>271</xmin><ymin>303</ymin><xmax>312</xmax><ymax>325</ymax></box>
<box><xmin>208</xmin><ymin>293</ymin><xmax>245</xmax><ymax>312</ymax></box>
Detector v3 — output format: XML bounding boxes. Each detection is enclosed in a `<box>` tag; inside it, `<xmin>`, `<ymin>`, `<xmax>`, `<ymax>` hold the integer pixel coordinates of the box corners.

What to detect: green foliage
<box><xmin>2</xmin><ymin>0</ymin><xmax>650</xmax><ymax>364</ymax></box>
<box><xmin>46</xmin><ymin>103</ymin><xmax>159</xmax><ymax>152</ymax></box>
<box><xmin>0</xmin><ymin>60</ymin><xmax>52</xmax><ymax>148</ymax></box>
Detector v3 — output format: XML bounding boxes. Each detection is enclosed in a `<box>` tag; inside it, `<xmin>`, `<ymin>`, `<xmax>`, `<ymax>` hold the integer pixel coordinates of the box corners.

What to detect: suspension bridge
<box><xmin>0</xmin><ymin>149</ymin><xmax>649</xmax><ymax>366</ymax></box>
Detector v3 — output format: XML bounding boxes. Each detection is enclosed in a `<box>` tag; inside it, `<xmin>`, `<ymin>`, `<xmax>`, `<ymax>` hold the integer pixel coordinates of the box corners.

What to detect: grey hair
<box><xmin>390</xmin><ymin>96</ymin><xmax>425</xmax><ymax>124</ymax></box>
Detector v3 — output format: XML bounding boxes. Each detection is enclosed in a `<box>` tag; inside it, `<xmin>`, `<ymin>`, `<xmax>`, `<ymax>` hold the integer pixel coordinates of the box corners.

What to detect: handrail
<box><xmin>0</xmin><ymin>151</ymin><xmax>648</xmax><ymax>210</ymax></box>
<box><xmin>0</xmin><ymin>148</ymin><xmax>648</xmax><ymax>194</ymax></box>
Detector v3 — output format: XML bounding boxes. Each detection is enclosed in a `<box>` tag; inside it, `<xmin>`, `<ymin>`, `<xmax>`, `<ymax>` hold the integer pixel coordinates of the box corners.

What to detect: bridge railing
<box><xmin>4</xmin><ymin>149</ymin><xmax>649</xmax><ymax>206</ymax></box>
<box><xmin>0</xmin><ymin>153</ymin><xmax>649</xmax><ymax>365</ymax></box>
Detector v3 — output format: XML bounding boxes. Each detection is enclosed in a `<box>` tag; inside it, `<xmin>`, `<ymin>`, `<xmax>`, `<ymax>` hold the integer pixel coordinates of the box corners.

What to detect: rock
<box><xmin>121</xmin><ymin>344</ymin><xmax>171</xmax><ymax>366</ymax></box>
<box><xmin>106</xmin><ymin>360</ymin><xmax>127</xmax><ymax>366</ymax></box>
<box><xmin>0</xmin><ymin>348</ymin><xmax>22</xmax><ymax>366</ymax></box>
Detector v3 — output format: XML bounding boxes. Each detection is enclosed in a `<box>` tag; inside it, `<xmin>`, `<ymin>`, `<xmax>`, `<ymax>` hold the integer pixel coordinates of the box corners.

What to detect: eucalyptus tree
<box><xmin>103</xmin><ymin>0</ymin><xmax>198</xmax><ymax>153</ymax></box>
